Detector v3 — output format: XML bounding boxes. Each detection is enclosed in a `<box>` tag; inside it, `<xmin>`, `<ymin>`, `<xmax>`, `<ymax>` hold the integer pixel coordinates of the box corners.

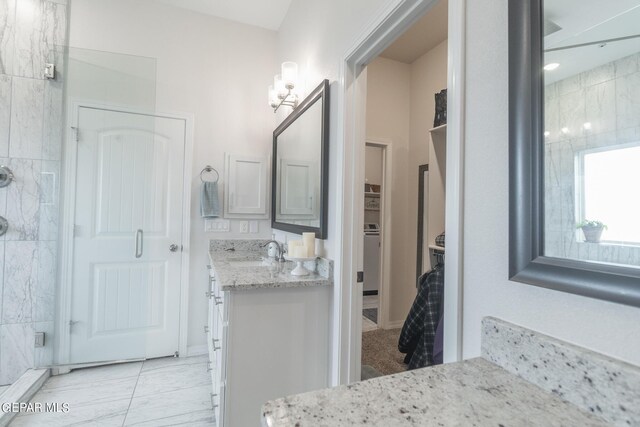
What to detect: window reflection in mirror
<box><xmin>543</xmin><ymin>0</ymin><xmax>640</xmax><ymax>267</ymax></box>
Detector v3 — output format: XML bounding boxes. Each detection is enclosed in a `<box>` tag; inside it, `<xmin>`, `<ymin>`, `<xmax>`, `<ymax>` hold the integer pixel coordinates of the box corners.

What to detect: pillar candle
<box><xmin>302</xmin><ymin>232</ymin><xmax>316</xmax><ymax>257</ymax></box>
<box><xmin>287</xmin><ymin>240</ymin><xmax>301</xmax><ymax>258</ymax></box>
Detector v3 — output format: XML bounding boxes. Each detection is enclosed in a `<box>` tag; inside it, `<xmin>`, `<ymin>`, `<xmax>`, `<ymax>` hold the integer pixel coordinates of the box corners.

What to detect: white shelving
<box><xmin>429</xmin><ymin>123</ymin><xmax>447</xmax><ymax>138</ymax></box>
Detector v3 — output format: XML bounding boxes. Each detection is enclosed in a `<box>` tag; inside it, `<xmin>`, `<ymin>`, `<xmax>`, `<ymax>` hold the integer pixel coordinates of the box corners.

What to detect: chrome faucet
<box><xmin>261</xmin><ymin>240</ymin><xmax>286</xmax><ymax>262</ymax></box>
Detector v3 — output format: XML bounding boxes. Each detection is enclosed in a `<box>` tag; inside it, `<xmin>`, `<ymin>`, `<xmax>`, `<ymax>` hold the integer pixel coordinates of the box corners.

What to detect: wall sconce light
<box><xmin>269</xmin><ymin>62</ymin><xmax>299</xmax><ymax>112</ymax></box>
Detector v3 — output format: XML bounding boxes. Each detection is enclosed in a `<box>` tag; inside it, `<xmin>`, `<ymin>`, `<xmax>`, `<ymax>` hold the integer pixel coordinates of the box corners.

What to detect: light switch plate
<box><xmin>249</xmin><ymin>221</ymin><xmax>258</xmax><ymax>233</ymax></box>
<box><xmin>205</xmin><ymin>219</ymin><xmax>230</xmax><ymax>232</ymax></box>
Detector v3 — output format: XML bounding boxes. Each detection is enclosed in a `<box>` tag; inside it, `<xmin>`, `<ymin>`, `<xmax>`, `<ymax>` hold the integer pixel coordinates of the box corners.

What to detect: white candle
<box><xmin>293</xmin><ymin>246</ymin><xmax>306</xmax><ymax>258</ymax></box>
<box><xmin>302</xmin><ymin>233</ymin><xmax>315</xmax><ymax>257</ymax></box>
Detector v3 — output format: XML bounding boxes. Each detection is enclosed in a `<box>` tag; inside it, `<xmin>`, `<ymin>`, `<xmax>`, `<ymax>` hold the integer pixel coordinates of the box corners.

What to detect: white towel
<box><xmin>200</xmin><ymin>181</ymin><xmax>221</xmax><ymax>218</ymax></box>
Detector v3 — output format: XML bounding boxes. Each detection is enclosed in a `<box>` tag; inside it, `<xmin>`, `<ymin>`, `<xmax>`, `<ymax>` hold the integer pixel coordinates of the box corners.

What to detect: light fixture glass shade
<box><xmin>274</xmin><ymin>74</ymin><xmax>287</xmax><ymax>99</ymax></box>
<box><xmin>268</xmin><ymin>85</ymin><xmax>279</xmax><ymax>107</ymax></box>
<box><xmin>281</xmin><ymin>62</ymin><xmax>298</xmax><ymax>90</ymax></box>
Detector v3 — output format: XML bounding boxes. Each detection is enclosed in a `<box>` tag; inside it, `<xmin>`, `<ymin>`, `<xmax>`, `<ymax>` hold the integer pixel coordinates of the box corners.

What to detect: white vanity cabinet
<box><xmin>205</xmin><ymin>259</ymin><xmax>330</xmax><ymax>427</ymax></box>
<box><xmin>206</xmin><ymin>266</ymin><xmax>228</xmax><ymax>424</ymax></box>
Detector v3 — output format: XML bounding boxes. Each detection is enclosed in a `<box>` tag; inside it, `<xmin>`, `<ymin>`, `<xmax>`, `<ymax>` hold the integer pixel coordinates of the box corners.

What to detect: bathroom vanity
<box><xmin>206</xmin><ymin>240</ymin><xmax>332</xmax><ymax>427</ymax></box>
<box><xmin>262</xmin><ymin>317</ymin><xmax>640</xmax><ymax>426</ymax></box>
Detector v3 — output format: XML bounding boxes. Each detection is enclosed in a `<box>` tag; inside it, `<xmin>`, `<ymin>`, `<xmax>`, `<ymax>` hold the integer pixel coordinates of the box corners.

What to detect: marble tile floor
<box><xmin>362</xmin><ymin>295</ymin><xmax>379</xmax><ymax>332</ymax></box>
<box><xmin>10</xmin><ymin>355</ymin><xmax>214</xmax><ymax>426</ymax></box>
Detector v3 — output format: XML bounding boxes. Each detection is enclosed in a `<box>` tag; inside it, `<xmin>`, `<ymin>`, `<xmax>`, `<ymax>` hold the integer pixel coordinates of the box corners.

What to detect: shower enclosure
<box><xmin>1</xmin><ymin>0</ymin><xmax>170</xmax><ymax>389</ymax></box>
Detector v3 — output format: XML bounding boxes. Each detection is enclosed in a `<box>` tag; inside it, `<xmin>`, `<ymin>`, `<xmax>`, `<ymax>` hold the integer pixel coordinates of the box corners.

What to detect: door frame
<box><xmin>364</xmin><ymin>140</ymin><xmax>393</xmax><ymax>330</ymax></box>
<box><xmin>57</xmin><ymin>100</ymin><xmax>194</xmax><ymax>366</ymax></box>
<box><xmin>336</xmin><ymin>0</ymin><xmax>466</xmax><ymax>384</ymax></box>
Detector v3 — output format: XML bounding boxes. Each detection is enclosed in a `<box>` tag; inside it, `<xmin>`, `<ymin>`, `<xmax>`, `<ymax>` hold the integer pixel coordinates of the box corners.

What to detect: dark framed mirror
<box><xmin>416</xmin><ymin>164</ymin><xmax>429</xmax><ymax>282</ymax></box>
<box><xmin>509</xmin><ymin>0</ymin><xmax>640</xmax><ymax>306</ymax></box>
<box><xmin>272</xmin><ymin>79</ymin><xmax>330</xmax><ymax>238</ymax></box>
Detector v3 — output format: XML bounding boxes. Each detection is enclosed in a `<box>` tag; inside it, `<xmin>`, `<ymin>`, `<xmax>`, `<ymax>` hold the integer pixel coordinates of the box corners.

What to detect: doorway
<box><xmin>338</xmin><ymin>0</ymin><xmax>465</xmax><ymax>384</ymax></box>
<box><xmin>62</xmin><ymin>105</ymin><xmax>188</xmax><ymax>365</ymax></box>
<box><xmin>362</xmin><ymin>143</ymin><xmax>384</xmax><ymax>333</ymax></box>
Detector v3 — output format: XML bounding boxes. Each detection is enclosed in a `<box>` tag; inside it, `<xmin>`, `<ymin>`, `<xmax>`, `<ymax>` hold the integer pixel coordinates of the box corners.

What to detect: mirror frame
<box><xmin>509</xmin><ymin>0</ymin><xmax>640</xmax><ymax>307</ymax></box>
<box><xmin>416</xmin><ymin>164</ymin><xmax>429</xmax><ymax>282</ymax></box>
<box><xmin>271</xmin><ymin>79</ymin><xmax>330</xmax><ymax>239</ymax></box>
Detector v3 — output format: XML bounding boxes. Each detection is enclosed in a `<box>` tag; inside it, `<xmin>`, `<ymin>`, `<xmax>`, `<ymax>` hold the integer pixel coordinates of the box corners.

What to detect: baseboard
<box><xmin>384</xmin><ymin>320</ymin><xmax>405</xmax><ymax>329</ymax></box>
<box><xmin>186</xmin><ymin>344</ymin><xmax>208</xmax><ymax>357</ymax></box>
<box><xmin>0</xmin><ymin>369</ymin><xmax>49</xmax><ymax>427</ymax></box>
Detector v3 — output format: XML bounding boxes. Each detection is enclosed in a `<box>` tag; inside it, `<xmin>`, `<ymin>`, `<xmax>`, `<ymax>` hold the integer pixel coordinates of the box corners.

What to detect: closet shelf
<box><xmin>429</xmin><ymin>123</ymin><xmax>447</xmax><ymax>135</ymax></box>
<box><xmin>364</xmin><ymin>192</ymin><xmax>380</xmax><ymax>198</ymax></box>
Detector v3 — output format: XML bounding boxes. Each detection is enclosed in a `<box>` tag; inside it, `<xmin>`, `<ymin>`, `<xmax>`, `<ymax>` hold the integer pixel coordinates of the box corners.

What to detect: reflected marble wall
<box><xmin>0</xmin><ymin>0</ymin><xmax>67</xmax><ymax>385</ymax></box>
<box><xmin>544</xmin><ymin>52</ymin><xmax>640</xmax><ymax>267</ymax></box>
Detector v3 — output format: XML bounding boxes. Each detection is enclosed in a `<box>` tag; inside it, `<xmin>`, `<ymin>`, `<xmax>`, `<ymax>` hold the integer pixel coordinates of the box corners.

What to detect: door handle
<box><xmin>169</xmin><ymin>244</ymin><xmax>179</xmax><ymax>252</ymax></box>
<box><xmin>135</xmin><ymin>229</ymin><xmax>143</xmax><ymax>258</ymax></box>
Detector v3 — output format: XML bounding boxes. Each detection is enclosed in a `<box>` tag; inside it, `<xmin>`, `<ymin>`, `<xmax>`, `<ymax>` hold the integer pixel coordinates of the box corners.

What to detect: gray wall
<box><xmin>0</xmin><ymin>0</ymin><xmax>68</xmax><ymax>384</ymax></box>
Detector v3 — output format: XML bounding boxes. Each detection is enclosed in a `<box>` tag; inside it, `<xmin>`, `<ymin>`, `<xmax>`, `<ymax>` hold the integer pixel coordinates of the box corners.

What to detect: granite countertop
<box><xmin>209</xmin><ymin>250</ymin><xmax>332</xmax><ymax>291</ymax></box>
<box><xmin>261</xmin><ymin>357</ymin><xmax>608</xmax><ymax>427</ymax></box>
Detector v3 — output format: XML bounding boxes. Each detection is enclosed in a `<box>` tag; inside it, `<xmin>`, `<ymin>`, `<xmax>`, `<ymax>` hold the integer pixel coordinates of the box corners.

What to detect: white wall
<box><xmin>463</xmin><ymin>0</ymin><xmax>640</xmax><ymax>366</ymax></box>
<box><xmin>365</xmin><ymin>41</ymin><xmax>448</xmax><ymax>326</ymax></box>
<box><xmin>365</xmin><ymin>57</ymin><xmax>412</xmax><ymax>324</ymax></box>
<box><xmin>365</xmin><ymin>146</ymin><xmax>383</xmax><ymax>186</ymax></box>
<box><xmin>69</xmin><ymin>0</ymin><xmax>277</xmax><ymax>351</ymax></box>
<box><xmin>410</xmin><ymin>40</ymin><xmax>448</xmax><ymax>250</ymax></box>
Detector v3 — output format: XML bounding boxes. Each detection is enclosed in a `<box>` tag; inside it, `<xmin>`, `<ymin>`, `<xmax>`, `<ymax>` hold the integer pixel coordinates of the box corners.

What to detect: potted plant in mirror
<box><xmin>577</xmin><ymin>220</ymin><xmax>607</xmax><ymax>243</ymax></box>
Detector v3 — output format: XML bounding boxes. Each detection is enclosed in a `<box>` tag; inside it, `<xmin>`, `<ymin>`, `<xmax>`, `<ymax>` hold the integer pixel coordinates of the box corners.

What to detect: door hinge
<box><xmin>357</xmin><ymin>271</ymin><xmax>364</xmax><ymax>283</ymax></box>
<box><xmin>70</xmin><ymin>126</ymin><xmax>79</xmax><ymax>142</ymax></box>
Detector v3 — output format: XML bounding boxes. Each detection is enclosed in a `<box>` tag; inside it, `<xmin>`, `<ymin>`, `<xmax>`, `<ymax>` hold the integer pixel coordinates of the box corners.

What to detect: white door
<box><xmin>70</xmin><ymin>107</ymin><xmax>186</xmax><ymax>363</ymax></box>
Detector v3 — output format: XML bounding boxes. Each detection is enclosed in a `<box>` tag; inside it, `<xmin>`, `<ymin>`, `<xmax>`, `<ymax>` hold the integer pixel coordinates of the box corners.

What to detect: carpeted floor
<box><xmin>361</xmin><ymin>328</ymin><xmax>406</xmax><ymax>376</ymax></box>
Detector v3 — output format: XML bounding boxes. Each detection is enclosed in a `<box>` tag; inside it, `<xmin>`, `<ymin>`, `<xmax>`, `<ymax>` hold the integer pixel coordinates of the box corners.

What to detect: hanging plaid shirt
<box><xmin>398</xmin><ymin>263</ymin><xmax>445</xmax><ymax>369</ymax></box>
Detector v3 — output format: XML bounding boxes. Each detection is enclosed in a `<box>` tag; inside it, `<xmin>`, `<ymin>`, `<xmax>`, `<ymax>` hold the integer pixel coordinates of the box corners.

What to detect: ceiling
<box><xmin>152</xmin><ymin>0</ymin><xmax>293</xmax><ymax>31</ymax></box>
<box><xmin>544</xmin><ymin>0</ymin><xmax>640</xmax><ymax>84</ymax></box>
<box><xmin>379</xmin><ymin>0</ymin><xmax>448</xmax><ymax>64</ymax></box>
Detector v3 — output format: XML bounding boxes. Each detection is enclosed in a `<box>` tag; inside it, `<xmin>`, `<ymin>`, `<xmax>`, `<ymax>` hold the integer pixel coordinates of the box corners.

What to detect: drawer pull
<box><xmin>204</xmin><ymin>325</ymin><xmax>209</xmax><ymax>333</ymax></box>
<box><xmin>205</xmin><ymin>291</ymin><xmax>213</xmax><ymax>299</ymax></box>
<box><xmin>213</xmin><ymin>339</ymin><xmax>221</xmax><ymax>351</ymax></box>
<box><xmin>207</xmin><ymin>361</ymin><xmax>213</xmax><ymax>372</ymax></box>
<box><xmin>214</xmin><ymin>296</ymin><xmax>222</xmax><ymax>305</ymax></box>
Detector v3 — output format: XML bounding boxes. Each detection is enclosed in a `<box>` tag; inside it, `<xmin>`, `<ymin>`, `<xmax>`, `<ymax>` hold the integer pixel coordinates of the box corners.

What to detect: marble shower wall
<box><xmin>544</xmin><ymin>52</ymin><xmax>640</xmax><ymax>267</ymax></box>
<box><xmin>0</xmin><ymin>0</ymin><xmax>68</xmax><ymax>385</ymax></box>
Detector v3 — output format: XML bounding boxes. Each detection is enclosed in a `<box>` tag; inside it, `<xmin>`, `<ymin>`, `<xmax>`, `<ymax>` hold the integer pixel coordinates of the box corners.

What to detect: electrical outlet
<box><xmin>249</xmin><ymin>221</ymin><xmax>258</xmax><ymax>233</ymax></box>
<box><xmin>239</xmin><ymin>221</ymin><xmax>249</xmax><ymax>233</ymax></box>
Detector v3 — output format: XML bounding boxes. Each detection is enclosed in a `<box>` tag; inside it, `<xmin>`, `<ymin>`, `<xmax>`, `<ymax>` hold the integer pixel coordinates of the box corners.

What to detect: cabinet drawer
<box><xmin>213</xmin><ymin>382</ymin><xmax>226</xmax><ymax>426</ymax></box>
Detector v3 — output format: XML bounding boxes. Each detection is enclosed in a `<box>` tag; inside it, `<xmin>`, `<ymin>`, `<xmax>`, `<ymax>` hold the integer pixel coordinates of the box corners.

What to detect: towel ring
<box><xmin>200</xmin><ymin>165</ymin><xmax>219</xmax><ymax>183</ymax></box>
